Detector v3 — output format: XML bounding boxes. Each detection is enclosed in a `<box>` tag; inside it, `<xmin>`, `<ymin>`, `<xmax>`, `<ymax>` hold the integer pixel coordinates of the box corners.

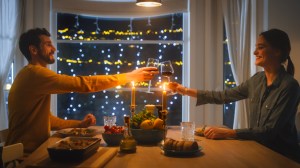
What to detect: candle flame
<box><xmin>131</xmin><ymin>81</ymin><xmax>135</xmax><ymax>87</ymax></box>
<box><xmin>163</xmin><ymin>82</ymin><xmax>166</xmax><ymax>91</ymax></box>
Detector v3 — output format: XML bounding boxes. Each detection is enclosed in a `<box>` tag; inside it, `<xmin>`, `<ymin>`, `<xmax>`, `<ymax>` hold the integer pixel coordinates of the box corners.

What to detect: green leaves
<box><xmin>130</xmin><ymin>109</ymin><xmax>157</xmax><ymax>129</ymax></box>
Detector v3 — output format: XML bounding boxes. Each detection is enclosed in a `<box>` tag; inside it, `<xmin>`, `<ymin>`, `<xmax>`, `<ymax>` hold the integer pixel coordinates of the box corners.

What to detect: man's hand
<box><xmin>126</xmin><ymin>67</ymin><xmax>159</xmax><ymax>82</ymax></box>
<box><xmin>79</xmin><ymin>113</ymin><xmax>96</xmax><ymax>128</ymax></box>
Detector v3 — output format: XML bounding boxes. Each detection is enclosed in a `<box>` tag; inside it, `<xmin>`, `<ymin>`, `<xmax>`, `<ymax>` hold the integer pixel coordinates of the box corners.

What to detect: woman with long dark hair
<box><xmin>169</xmin><ymin>29</ymin><xmax>300</xmax><ymax>162</ymax></box>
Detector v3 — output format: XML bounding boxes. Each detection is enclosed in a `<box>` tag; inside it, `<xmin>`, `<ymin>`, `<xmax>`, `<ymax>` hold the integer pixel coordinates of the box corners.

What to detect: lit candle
<box><xmin>162</xmin><ymin>83</ymin><xmax>167</xmax><ymax>111</ymax></box>
<box><xmin>131</xmin><ymin>81</ymin><xmax>136</xmax><ymax>107</ymax></box>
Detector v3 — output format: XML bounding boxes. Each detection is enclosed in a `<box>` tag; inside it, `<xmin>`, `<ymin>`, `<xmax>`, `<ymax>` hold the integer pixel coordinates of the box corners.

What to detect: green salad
<box><xmin>130</xmin><ymin>109</ymin><xmax>157</xmax><ymax>129</ymax></box>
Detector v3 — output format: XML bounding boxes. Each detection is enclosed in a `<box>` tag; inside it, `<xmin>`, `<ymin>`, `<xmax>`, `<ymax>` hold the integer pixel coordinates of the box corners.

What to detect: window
<box><xmin>223</xmin><ymin>25</ymin><xmax>236</xmax><ymax>128</ymax></box>
<box><xmin>56</xmin><ymin>13</ymin><xmax>184</xmax><ymax>126</ymax></box>
<box><xmin>4</xmin><ymin>63</ymin><xmax>14</xmax><ymax>116</ymax></box>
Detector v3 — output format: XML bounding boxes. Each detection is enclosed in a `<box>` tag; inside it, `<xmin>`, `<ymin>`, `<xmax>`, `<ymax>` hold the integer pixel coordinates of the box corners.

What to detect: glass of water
<box><xmin>103</xmin><ymin>116</ymin><xmax>116</xmax><ymax>127</ymax></box>
<box><xmin>180</xmin><ymin>122</ymin><xmax>195</xmax><ymax>141</ymax></box>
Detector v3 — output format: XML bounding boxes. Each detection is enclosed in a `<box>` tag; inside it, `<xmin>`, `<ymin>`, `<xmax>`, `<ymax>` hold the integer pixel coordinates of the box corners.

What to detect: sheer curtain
<box><xmin>0</xmin><ymin>0</ymin><xmax>22</xmax><ymax>130</ymax></box>
<box><xmin>189</xmin><ymin>0</ymin><xmax>224</xmax><ymax>125</ymax></box>
<box><xmin>222</xmin><ymin>0</ymin><xmax>267</xmax><ymax>129</ymax></box>
<box><xmin>0</xmin><ymin>0</ymin><xmax>50</xmax><ymax>130</ymax></box>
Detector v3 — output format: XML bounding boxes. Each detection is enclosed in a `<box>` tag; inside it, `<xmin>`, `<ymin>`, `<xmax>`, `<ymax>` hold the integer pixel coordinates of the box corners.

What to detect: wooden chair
<box><xmin>1</xmin><ymin>143</ymin><xmax>23</xmax><ymax>168</ymax></box>
<box><xmin>0</xmin><ymin>129</ymin><xmax>8</xmax><ymax>145</ymax></box>
<box><xmin>0</xmin><ymin>129</ymin><xmax>24</xmax><ymax>168</ymax></box>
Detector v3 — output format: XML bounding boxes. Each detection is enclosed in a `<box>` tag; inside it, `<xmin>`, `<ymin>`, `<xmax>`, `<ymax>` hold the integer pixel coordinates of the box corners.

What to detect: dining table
<box><xmin>18</xmin><ymin>126</ymin><xmax>300</xmax><ymax>168</ymax></box>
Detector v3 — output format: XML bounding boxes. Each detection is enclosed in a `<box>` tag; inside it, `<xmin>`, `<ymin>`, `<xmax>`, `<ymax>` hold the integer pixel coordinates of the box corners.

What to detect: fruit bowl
<box><xmin>131</xmin><ymin>129</ymin><xmax>165</xmax><ymax>144</ymax></box>
<box><xmin>102</xmin><ymin>133</ymin><xmax>124</xmax><ymax>146</ymax></box>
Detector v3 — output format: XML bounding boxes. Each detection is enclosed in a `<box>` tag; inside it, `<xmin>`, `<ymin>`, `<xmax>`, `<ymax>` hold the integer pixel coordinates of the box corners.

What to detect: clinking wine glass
<box><xmin>160</xmin><ymin>60</ymin><xmax>175</xmax><ymax>95</ymax></box>
<box><xmin>160</xmin><ymin>60</ymin><xmax>174</xmax><ymax>82</ymax></box>
<box><xmin>146</xmin><ymin>58</ymin><xmax>159</xmax><ymax>93</ymax></box>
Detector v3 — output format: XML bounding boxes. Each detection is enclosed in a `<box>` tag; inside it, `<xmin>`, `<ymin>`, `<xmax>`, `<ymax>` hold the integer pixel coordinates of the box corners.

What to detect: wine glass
<box><xmin>146</xmin><ymin>58</ymin><xmax>159</xmax><ymax>93</ymax></box>
<box><xmin>160</xmin><ymin>60</ymin><xmax>174</xmax><ymax>82</ymax></box>
<box><xmin>160</xmin><ymin>60</ymin><xmax>175</xmax><ymax>95</ymax></box>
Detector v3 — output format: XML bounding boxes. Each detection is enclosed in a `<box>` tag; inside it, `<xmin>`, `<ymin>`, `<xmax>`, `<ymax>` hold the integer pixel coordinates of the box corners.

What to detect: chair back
<box><xmin>1</xmin><ymin>143</ymin><xmax>24</xmax><ymax>168</ymax></box>
<box><xmin>0</xmin><ymin>129</ymin><xmax>24</xmax><ymax>168</ymax></box>
<box><xmin>0</xmin><ymin>129</ymin><xmax>8</xmax><ymax>144</ymax></box>
<box><xmin>0</xmin><ymin>146</ymin><xmax>3</xmax><ymax>168</ymax></box>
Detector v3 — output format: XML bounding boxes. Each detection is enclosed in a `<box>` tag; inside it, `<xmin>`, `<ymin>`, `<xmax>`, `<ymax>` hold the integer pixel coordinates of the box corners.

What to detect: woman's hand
<box><xmin>204</xmin><ymin>126</ymin><xmax>237</xmax><ymax>139</ymax></box>
<box><xmin>126</xmin><ymin>67</ymin><xmax>159</xmax><ymax>82</ymax></box>
<box><xmin>167</xmin><ymin>82</ymin><xmax>185</xmax><ymax>94</ymax></box>
<box><xmin>168</xmin><ymin>82</ymin><xmax>198</xmax><ymax>97</ymax></box>
<box><xmin>79</xmin><ymin>113</ymin><xmax>96</xmax><ymax>128</ymax></box>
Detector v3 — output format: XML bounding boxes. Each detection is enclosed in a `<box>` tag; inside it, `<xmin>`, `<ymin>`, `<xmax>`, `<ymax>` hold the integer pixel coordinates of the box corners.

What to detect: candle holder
<box><xmin>160</xmin><ymin>109</ymin><xmax>168</xmax><ymax>141</ymax></box>
<box><xmin>155</xmin><ymin>105</ymin><xmax>162</xmax><ymax>119</ymax></box>
<box><xmin>130</xmin><ymin>105</ymin><xmax>137</xmax><ymax>117</ymax></box>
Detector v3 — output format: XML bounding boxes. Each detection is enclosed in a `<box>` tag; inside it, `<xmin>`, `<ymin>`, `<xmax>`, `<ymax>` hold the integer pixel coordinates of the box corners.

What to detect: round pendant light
<box><xmin>136</xmin><ymin>0</ymin><xmax>162</xmax><ymax>7</ymax></box>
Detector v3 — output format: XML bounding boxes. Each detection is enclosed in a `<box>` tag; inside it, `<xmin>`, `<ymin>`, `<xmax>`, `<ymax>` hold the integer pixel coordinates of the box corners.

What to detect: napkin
<box><xmin>194</xmin><ymin>126</ymin><xmax>206</xmax><ymax>136</ymax></box>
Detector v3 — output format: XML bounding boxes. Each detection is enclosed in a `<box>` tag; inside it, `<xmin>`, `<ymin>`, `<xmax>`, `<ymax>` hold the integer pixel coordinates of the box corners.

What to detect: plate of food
<box><xmin>162</xmin><ymin>147</ymin><xmax>202</xmax><ymax>156</ymax></box>
<box><xmin>57</xmin><ymin>128</ymin><xmax>98</xmax><ymax>137</ymax></box>
<box><xmin>161</xmin><ymin>138</ymin><xmax>202</xmax><ymax>156</ymax></box>
<box><xmin>47</xmin><ymin>137</ymin><xmax>101</xmax><ymax>161</ymax></box>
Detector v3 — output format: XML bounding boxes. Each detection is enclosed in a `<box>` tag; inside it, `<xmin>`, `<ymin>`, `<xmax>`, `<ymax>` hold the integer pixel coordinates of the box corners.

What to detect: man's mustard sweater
<box><xmin>6</xmin><ymin>64</ymin><xmax>127</xmax><ymax>153</ymax></box>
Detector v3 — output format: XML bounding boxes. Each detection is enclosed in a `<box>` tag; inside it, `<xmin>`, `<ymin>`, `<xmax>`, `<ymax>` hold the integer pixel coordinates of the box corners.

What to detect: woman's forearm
<box><xmin>176</xmin><ymin>85</ymin><xmax>197</xmax><ymax>98</ymax></box>
<box><xmin>184</xmin><ymin>88</ymin><xmax>197</xmax><ymax>98</ymax></box>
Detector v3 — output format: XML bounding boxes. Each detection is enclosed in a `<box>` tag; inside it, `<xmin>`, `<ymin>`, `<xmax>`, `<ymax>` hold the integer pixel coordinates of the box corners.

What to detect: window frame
<box><xmin>50</xmin><ymin>5</ymin><xmax>190</xmax><ymax>122</ymax></box>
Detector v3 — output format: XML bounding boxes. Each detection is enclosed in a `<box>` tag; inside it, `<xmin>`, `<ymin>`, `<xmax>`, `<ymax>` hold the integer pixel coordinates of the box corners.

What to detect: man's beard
<box><xmin>38</xmin><ymin>50</ymin><xmax>55</xmax><ymax>64</ymax></box>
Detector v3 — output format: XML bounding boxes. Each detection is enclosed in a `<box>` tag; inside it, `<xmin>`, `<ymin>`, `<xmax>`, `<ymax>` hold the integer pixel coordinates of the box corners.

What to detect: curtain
<box><xmin>0</xmin><ymin>0</ymin><xmax>22</xmax><ymax>130</ymax></box>
<box><xmin>222</xmin><ymin>0</ymin><xmax>266</xmax><ymax>129</ymax></box>
<box><xmin>0</xmin><ymin>0</ymin><xmax>50</xmax><ymax>130</ymax></box>
<box><xmin>188</xmin><ymin>0</ymin><xmax>224</xmax><ymax>125</ymax></box>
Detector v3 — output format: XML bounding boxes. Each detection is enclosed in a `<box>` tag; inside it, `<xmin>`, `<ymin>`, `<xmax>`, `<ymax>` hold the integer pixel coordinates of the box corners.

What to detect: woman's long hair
<box><xmin>260</xmin><ymin>29</ymin><xmax>295</xmax><ymax>76</ymax></box>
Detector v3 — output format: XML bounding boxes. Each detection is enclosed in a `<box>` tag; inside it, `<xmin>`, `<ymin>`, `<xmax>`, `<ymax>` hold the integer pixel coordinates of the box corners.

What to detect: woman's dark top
<box><xmin>197</xmin><ymin>66</ymin><xmax>300</xmax><ymax>162</ymax></box>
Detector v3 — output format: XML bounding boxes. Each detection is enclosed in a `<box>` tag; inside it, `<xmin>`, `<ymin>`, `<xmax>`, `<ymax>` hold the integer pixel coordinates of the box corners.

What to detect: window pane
<box><xmin>56</xmin><ymin>13</ymin><xmax>183</xmax><ymax>126</ymax></box>
<box><xmin>57</xmin><ymin>13</ymin><xmax>183</xmax><ymax>41</ymax></box>
<box><xmin>4</xmin><ymin>63</ymin><xmax>13</xmax><ymax>119</ymax></box>
<box><xmin>223</xmin><ymin>25</ymin><xmax>236</xmax><ymax>128</ymax></box>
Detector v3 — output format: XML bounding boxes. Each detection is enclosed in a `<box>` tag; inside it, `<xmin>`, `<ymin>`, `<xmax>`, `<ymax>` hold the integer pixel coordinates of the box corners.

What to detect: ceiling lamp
<box><xmin>136</xmin><ymin>0</ymin><xmax>162</xmax><ymax>7</ymax></box>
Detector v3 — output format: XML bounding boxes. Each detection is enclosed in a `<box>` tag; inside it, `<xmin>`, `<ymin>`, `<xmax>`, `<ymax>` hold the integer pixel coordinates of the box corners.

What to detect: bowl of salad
<box><xmin>130</xmin><ymin>109</ymin><xmax>165</xmax><ymax>144</ymax></box>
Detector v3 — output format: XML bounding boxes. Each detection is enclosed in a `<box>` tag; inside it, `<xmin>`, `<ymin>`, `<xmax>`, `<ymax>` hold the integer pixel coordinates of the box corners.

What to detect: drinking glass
<box><xmin>146</xmin><ymin>58</ymin><xmax>159</xmax><ymax>93</ymax></box>
<box><xmin>103</xmin><ymin>116</ymin><xmax>116</xmax><ymax>127</ymax></box>
<box><xmin>160</xmin><ymin>60</ymin><xmax>174</xmax><ymax>82</ymax></box>
<box><xmin>180</xmin><ymin>122</ymin><xmax>195</xmax><ymax>141</ymax></box>
<box><xmin>160</xmin><ymin>60</ymin><xmax>175</xmax><ymax>95</ymax></box>
<box><xmin>145</xmin><ymin>104</ymin><xmax>156</xmax><ymax>114</ymax></box>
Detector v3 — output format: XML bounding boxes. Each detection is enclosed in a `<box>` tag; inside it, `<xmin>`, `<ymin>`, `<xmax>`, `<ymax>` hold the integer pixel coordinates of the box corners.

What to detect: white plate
<box><xmin>56</xmin><ymin>128</ymin><xmax>98</xmax><ymax>137</ymax></box>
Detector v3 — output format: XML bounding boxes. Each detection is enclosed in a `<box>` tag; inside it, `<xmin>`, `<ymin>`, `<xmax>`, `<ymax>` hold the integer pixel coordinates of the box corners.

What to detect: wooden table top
<box><xmin>19</xmin><ymin>126</ymin><xmax>300</xmax><ymax>168</ymax></box>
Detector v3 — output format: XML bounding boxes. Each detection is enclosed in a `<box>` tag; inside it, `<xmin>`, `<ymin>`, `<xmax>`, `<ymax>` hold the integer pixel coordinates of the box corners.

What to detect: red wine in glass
<box><xmin>161</xmin><ymin>71</ymin><xmax>173</xmax><ymax>77</ymax></box>
<box><xmin>160</xmin><ymin>60</ymin><xmax>174</xmax><ymax>82</ymax></box>
<box><xmin>161</xmin><ymin>60</ymin><xmax>175</xmax><ymax>95</ymax></box>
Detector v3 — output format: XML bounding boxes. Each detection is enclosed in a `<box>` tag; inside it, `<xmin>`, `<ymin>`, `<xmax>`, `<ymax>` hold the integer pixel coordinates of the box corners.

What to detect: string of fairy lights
<box><xmin>55</xmin><ymin>13</ymin><xmax>236</xmax><ymax>126</ymax></box>
<box><xmin>56</xmin><ymin>13</ymin><xmax>185</xmax><ymax>125</ymax></box>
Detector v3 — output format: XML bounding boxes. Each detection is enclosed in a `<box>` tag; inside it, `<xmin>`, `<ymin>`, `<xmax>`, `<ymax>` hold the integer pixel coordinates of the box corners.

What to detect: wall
<box><xmin>268</xmin><ymin>0</ymin><xmax>300</xmax><ymax>83</ymax></box>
